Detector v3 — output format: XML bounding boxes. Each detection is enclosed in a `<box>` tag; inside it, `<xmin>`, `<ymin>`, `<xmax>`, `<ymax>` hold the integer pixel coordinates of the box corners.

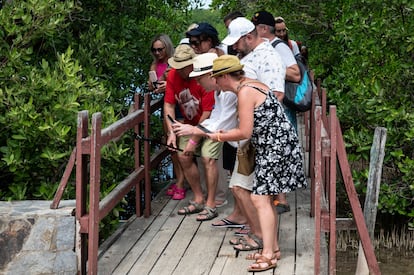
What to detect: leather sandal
<box><xmin>234</xmin><ymin>235</ymin><xmax>263</xmax><ymax>251</ymax></box>
<box><xmin>247</xmin><ymin>255</ymin><xmax>277</xmax><ymax>272</ymax></box>
<box><xmin>196</xmin><ymin>206</ymin><xmax>218</xmax><ymax>222</ymax></box>
<box><xmin>246</xmin><ymin>249</ymin><xmax>281</xmax><ymax>260</ymax></box>
<box><xmin>177</xmin><ymin>201</ymin><xmax>204</xmax><ymax>215</ymax></box>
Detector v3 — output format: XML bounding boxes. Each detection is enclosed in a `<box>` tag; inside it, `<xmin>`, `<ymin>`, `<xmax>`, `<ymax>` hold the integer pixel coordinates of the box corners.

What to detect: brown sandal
<box><xmin>246</xmin><ymin>250</ymin><xmax>281</xmax><ymax>260</ymax></box>
<box><xmin>247</xmin><ymin>255</ymin><xmax>277</xmax><ymax>272</ymax></box>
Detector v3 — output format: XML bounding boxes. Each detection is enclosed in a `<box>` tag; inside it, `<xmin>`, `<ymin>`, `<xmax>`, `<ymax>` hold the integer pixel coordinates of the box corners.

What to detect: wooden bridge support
<box><xmin>309</xmin><ymin>89</ymin><xmax>381</xmax><ymax>275</ymax></box>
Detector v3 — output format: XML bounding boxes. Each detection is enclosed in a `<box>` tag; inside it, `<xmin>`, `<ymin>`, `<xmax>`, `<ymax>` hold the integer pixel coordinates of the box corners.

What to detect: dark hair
<box><xmin>199</xmin><ymin>33</ymin><xmax>220</xmax><ymax>47</ymax></box>
<box><xmin>223</xmin><ymin>11</ymin><xmax>244</xmax><ymax>23</ymax></box>
<box><xmin>229</xmin><ymin>70</ymin><xmax>245</xmax><ymax>79</ymax></box>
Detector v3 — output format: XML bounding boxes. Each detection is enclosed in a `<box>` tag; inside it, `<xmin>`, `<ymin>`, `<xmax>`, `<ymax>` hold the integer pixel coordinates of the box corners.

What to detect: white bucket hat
<box><xmin>189</xmin><ymin>52</ymin><xmax>218</xmax><ymax>78</ymax></box>
<box><xmin>222</xmin><ymin>17</ymin><xmax>255</xmax><ymax>46</ymax></box>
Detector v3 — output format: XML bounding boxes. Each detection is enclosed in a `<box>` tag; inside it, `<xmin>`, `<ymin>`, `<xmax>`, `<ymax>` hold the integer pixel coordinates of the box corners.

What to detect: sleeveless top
<box><xmin>155</xmin><ymin>62</ymin><xmax>168</xmax><ymax>80</ymax></box>
<box><xmin>241</xmin><ymin>84</ymin><xmax>307</xmax><ymax>195</ymax></box>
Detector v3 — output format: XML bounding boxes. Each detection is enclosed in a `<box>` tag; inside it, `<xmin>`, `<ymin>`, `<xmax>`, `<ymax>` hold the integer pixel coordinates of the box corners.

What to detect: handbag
<box><xmin>237</xmin><ymin>140</ymin><xmax>255</xmax><ymax>176</ymax></box>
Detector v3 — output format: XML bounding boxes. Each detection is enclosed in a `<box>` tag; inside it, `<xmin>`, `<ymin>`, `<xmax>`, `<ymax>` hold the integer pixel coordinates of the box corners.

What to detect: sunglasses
<box><xmin>190</xmin><ymin>39</ymin><xmax>202</xmax><ymax>47</ymax></box>
<box><xmin>151</xmin><ymin>47</ymin><xmax>165</xmax><ymax>53</ymax></box>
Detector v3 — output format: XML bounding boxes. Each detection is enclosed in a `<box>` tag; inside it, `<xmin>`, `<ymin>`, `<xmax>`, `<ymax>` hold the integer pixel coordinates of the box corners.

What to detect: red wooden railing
<box><xmin>307</xmin><ymin>83</ymin><xmax>381</xmax><ymax>274</ymax></box>
<box><xmin>50</xmin><ymin>82</ymin><xmax>383</xmax><ymax>274</ymax></box>
<box><xmin>51</xmin><ymin>93</ymin><xmax>169</xmax><ymax>274</ymax></box>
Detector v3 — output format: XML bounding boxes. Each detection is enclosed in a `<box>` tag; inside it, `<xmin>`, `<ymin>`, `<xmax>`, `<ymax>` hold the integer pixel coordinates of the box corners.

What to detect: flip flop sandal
<box><xmin>234</xmin><ymin>225</ymin><xmax>250</xmax><ymax>236</ymax></box>
<box><xmin>196</xmin><ymin>206</ymin><xmax>218</xmax><ymax>222</ymax></box>
<box><xmin>211</xmin><ymin>218</ymin><xmax>245</xmax><ymax>228</ymax></box>
<box><xmin>177</xmin><ymin>201</ymin><xmax>204</xmax><ymax>215</ymax></box>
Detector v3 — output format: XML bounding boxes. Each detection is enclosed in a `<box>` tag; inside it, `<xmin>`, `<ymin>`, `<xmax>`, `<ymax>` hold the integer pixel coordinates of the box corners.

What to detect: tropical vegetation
<box><xmin>0</xmin><ymin>0</ymin><xmax>413</xmax><ymax>230</ymax></box>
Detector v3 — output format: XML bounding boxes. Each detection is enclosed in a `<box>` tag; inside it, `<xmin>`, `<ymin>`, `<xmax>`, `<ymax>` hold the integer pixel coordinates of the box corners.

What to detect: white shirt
<box><xmin>290</xmin><ymin>40</ymin><xmax>300</xmax><ymax>56</ymax></box>
<box><xmin>200</xmin><ymin>90</ymin><xmax>238</xmax><ymax>132</ymax></box>
<box><xmin>270</xmin><ymin>37</ymin><xmax>297</xmax><ymax>68</ymax></box>
<box><xmin>241</xmin><ymin>40</ymin><xmax>286</xmax><ymax>93</ymax></box>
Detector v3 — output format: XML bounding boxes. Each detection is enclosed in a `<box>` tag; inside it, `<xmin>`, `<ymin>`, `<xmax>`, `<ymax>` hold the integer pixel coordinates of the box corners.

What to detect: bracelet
<box><xmin>188</xmin><ymin>138</ymin><xmax>198</xmax><ymax>145</ymax></box>
<box><xmin>217</xmin><ymin>132</ymin><xmax>222</xmax><ymax>142</ymax></box>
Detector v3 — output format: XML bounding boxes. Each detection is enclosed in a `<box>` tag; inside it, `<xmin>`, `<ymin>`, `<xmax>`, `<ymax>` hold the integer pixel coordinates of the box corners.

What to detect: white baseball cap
<box><xmin>189</xmin><ymin>52</ymin><xmax>218</xmax><ymax>78</ymax></box>
<box><xmin>222</xmin><ymin>17</ymin><xmax>255</xmax><ymax>46</ymax></box>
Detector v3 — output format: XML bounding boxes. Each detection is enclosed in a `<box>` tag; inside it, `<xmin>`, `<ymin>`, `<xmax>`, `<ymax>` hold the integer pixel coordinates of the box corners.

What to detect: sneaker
<box><xmin>172</xmin><ymin>187</ymin><xmax>186</xmax><ymax>200</ymax></box>
<box><xmin>166</xmin><ymin>184</ymin><xmax>177</xmax><ymax>196</ymax></box>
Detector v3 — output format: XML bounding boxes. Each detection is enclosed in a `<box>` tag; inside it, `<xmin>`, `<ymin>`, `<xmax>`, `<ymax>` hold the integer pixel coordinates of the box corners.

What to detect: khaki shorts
<box><xmin>229</xmin><ymin>158</ymin><xmax>254</xmax><ymax>191</ymax></box>
<box><xmin>178</xmin><ymin>136</ymin><xmax>222</xmax><ymax>159</ymax></box>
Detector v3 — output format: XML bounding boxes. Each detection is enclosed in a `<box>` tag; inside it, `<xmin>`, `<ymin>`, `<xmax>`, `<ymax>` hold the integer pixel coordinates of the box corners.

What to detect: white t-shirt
<box><xmin>290</xmin><ymin>40</ymin><xmax>300</xmax><ymax>56</ymax></box>
<box><xmin>241</xmin><ymin>40</ymin><xmax>286</xmax><ymax>93</ymax></box>
<box><xmin>200</xmin><ymin>90</ymin><xmax>238</xmax><ymax>132</ymax></box>
<box><xmin>270</xmin><ymin>37</ymin><xmax>297</xmax><ymax>68</ymax></box>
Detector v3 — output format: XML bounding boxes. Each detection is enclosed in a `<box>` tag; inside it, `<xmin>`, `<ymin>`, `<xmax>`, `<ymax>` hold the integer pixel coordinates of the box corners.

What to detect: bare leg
<box><xmin>211</xmin><ymin>188</ymin><xmax>247</xmax><ymax>226</ymax></box>
<box><xmin>275</xmin><ymin>193</ymin><xmax>288</xmax><ymax>204</ymax></box>
<box><xmin>233</xmin><ymin>186</ymin><xmax>261</xmax><ymax>237</ymax></box>
<box><xmin>250</xmin><ymin>194</ymin><xmax>278</xmax><ymax>260</ymax></box>
<box><xmin>200</xmin><ymin>156</ymin><xmax>218</xmax><ymax>209</ymax></box>
<box><xmin>178</xmin><ymin>154</ymin><xmax>203</xmax><ymax>206</ymax></box>
<box><xmin>171</xmin><ymin>152</ymin><xmax>185</xmax><ymax>189</ymax></box>
<box><xmin>215</xmin><ymin>153</ymin><xmax>229</xmax><ymax>205</ymax></box>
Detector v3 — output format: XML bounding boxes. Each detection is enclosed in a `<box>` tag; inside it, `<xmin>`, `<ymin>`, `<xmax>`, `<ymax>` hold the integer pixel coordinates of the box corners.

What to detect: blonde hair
<box><xmin>150</xmin><ymin>34</ymin><xmax>174</xmax><ymax>60</ymax></box>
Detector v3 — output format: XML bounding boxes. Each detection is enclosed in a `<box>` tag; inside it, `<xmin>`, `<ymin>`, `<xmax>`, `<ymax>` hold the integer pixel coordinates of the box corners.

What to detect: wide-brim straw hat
<box><xmin>211</xmin><ymin>55</ymin><xmax>244</xmax><ymax>77</ymax></box>
<box><xmin>189</xmin><ymin>52</ymin><xmax>218</xmax><ymax>78</ymax></box>
<box><xmin>168</xmin><ymin>44</ymin><xmax>196</xmax><ymax>69</ymax></box>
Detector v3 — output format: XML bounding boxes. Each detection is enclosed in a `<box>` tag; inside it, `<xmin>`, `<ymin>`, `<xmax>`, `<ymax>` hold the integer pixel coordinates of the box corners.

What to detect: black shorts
<box><xmin>222</xmin><ymin>142</ymin><xmax>237</xmax><ymax>171</ymax></box>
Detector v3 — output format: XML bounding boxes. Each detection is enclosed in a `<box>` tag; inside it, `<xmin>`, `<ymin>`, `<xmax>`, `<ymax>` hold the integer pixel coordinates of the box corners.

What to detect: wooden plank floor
<box><xmin>98</xmin><ymin>114</ymin><xmax>328</xmax><ymax>275</ymax></box>
<box><xmin>98</xmin><ymin>187</ymin><xmax>327</xmax><ymax>275</ymax></box>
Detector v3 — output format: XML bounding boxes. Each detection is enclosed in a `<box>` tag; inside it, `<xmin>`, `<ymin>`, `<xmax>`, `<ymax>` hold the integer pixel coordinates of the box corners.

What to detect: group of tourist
<box><xmin>147</xmin><ymin>10</ymin><xmax>307</xmax><ymax>273</ymax></box>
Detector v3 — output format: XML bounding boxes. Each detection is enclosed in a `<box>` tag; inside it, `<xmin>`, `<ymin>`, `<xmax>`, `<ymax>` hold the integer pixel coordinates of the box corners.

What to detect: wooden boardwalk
<box><xmin>98</xmin><ymin>115</ymin><xmax>328</xmax><ymax>275</ymax></box>
<box><xmin>98</xmin><ymin>187</ymin><xmax>327</xmax><ymax>275</ymax></box>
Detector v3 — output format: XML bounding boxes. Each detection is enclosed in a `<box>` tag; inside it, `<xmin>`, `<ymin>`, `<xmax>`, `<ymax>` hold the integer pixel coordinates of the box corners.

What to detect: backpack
<box><xmin>272</xmin><ymin>39</ymin><xmax>313</xmax><ymax>112</ymax></box>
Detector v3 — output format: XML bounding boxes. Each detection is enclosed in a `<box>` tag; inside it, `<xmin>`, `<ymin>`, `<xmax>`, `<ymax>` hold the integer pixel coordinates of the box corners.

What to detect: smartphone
<box><xmin>167</xmin><ymin>114</ymin><xmax>175</xmax><ymax>124</ymax></box>
<box><xmin>197</xmin><ymin>124</ymin><xmax>212</xmax><ymax>134</ymax></box>
<box><xmin>149</xmin><ymin>71</ymin><xmax>158</xmax><ymax>89</ymax></box>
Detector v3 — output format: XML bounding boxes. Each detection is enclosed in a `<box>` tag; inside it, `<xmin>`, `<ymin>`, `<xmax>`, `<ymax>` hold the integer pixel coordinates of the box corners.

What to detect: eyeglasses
<box><xmin>275</xmin><ymin>29</ymin><xmax>287</xmax><ymax>33</ymax></box>
<box><xmin>151</xmin><ymin>47</ymin><xmax>165</xmax><ymax>53</ymax></box>
<box><xmin>190</xmin><ymin>39</ymin><xmax>202</xmax><ymax>47</ymax></box>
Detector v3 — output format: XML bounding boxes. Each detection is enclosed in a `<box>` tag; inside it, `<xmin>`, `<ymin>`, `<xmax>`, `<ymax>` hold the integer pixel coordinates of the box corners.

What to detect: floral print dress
<box><xmin>246</xmin><ymin>85</ymin><xmax>307</xmax><ymax>195</ymax></box>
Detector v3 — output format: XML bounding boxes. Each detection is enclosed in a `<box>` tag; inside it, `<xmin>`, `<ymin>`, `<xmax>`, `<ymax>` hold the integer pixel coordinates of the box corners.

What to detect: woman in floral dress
<box><xmin>208</xmin><ymin>55</ymin><xmax>307</xmax><ymax>272</ymax></box>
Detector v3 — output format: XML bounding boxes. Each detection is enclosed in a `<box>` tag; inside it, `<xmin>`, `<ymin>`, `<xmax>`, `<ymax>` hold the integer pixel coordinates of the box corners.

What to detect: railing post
<box><xmin>309</xmin><ymin>88</ymin><xmax>317</xmax><ymax>217</ymax></box>
<box><xmin>134</xmin><ymin>93</ymin><xmax>143</xmax><ymax>217</ymax></box>
<box><xmin>144</xmin><ymin>93</ymin><xmax>152</xmax><ymax>217</ymax></box>
<box><xmin>336</xmin><ymin>123</ymin><xmax>381</xmax><ymax>275</ymax></box>
<box><xmin>88</xmin><ymin>112</ymin><xmax>102</xmax><ymax>275</ymax></box>
<box><xmin>314</xmin><ymin>106</ymin><xmax>322</xmax><ymax>275</ymax></box>
<box><xmin>328</xmin><ymin>106</ymin><xmax>337</xmax><ymax>274</ymax></box>
<box><xmin>76</xmin><ymin>110</ymin><xmax>89</xmax><ymax>275</ymax></box>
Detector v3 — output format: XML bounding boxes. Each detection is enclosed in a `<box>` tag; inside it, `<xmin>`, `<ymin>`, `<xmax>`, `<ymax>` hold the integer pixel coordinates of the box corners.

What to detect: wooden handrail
<box><xmin>51</xmin><ymin>93</ymin><xmax>170</xmax><ymax>274</ymax></box>
<box><xmin>308</xmin><ymin>86</ymin><xmax>381</xmax><ymax>274</ymax></box>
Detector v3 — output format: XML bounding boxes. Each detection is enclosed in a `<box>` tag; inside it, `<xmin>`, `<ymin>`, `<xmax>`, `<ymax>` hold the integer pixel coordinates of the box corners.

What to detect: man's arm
<box><xmin>164</xmin><ymin>102</ymin><xmax>177</xmax><ymax>148</ymax></box>
<box><xmin>286</xmin><ymin>64</ymin><xmax>300</xmax><ymax>82</ymax></box>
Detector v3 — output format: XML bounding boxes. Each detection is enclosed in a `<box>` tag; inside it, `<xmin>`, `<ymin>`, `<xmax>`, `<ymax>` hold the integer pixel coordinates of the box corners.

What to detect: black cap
<box><xmin>186</xmin><ymin>22</ymin><xmax>218</xmax><ymax>37</ymax></box>
<box><xmin>251</xmin><ymin>11</ymin><xmax>276</xmax><ymax>27</ymax></box>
